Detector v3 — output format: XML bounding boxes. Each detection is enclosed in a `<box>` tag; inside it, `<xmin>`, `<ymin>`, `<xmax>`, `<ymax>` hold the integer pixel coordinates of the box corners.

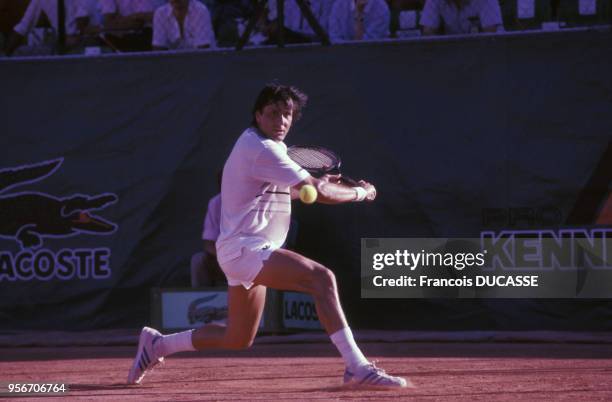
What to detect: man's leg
<box><xmin>253</xmin><ymin>249</ymin><xmax>408</xmax><ymax>388</ymax></box>
<box><xmin>253</xmin><ymin>249</ymin><xmax>368</xmax><ymax>369</ymax></box>
<box><xmin>158</xmin><ymin>284</ymin><xmax>266</xmax><ymax>353</ymax></box>
<box><xmin>127</xmin><ymin>284</ymin><xmax>266</xmax><ymax>384</ymax></box>
<box><xmin>253</xmin><ymin>248</ymin><xmax>348</xmax><ymax>334</ymax></box>
<box><xmin>255</xmin><ymin>249</ymin><xmax>407</xmax><ymax>388</ymax></box>
<box><xmin>192</xmin><ymin>284</ymin><xmax>265</xmax><ymax>349</ymax></box>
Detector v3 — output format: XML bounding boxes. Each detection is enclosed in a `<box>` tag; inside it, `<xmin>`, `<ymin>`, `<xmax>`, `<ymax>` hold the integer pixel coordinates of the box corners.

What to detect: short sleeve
<box><xmin>251</xmin><ymin>145</ymin><xmax>310</xmax><ymax>187</ymax></box>
<box><xmin>202</xmin><ymin>195</ymin><xmax>221</xmax><ymax>241</ymax></box>
<box><xmin>419</xmin><ymin>0</ymin><xmax>440</xmax><ymax>29</ymax></box>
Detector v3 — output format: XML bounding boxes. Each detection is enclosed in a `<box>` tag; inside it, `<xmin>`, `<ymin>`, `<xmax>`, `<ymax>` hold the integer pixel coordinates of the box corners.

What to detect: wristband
<box><xmin>353</xmin><ymin>187</ymin><xmax>367</xmax><ymax>202</ymax></box>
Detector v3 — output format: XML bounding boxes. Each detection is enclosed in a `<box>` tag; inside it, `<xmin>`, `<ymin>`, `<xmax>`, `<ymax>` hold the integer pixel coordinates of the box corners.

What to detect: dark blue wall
<box><xmin>1</xmin><ymin>29</ymin><xmax>611</xmax><ymax>330</ymax></box>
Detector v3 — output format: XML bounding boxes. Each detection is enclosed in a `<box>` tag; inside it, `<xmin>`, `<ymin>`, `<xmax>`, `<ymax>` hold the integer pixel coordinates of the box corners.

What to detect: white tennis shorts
<box><xmin>219</xmin><ymin>241</ymin><xmax>277</xmax><ymax>289</ymax></box>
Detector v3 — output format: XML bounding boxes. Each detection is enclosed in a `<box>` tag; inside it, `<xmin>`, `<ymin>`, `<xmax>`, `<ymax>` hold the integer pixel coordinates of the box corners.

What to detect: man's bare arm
<box><xmin>293</xmin><ymin>175</ymin><xmax>376</xmax><ymax>204</ymax></box>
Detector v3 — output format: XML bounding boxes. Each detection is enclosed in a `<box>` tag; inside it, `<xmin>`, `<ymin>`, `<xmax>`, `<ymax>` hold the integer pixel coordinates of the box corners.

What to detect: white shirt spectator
<box><xmin>267</xmin><ymin>0</ymin><xmax>333</xmax><ymax>35</ymax></box>
<box><xmin>14</xmin><ymin>0</ymin><xmax>97</xmax><ymax>36</ymax></box>
<box><xmin>97</xmin><ymin>0</ymin><xmax>163</xmax><ymax>17</ymax></box>
<box><xmin>153</xmin><ymin>0</ymin><xmax>215</xmax><ymax>49</ymax></box>
<box><xmin>202</xmin><ymin>194</ymin><xmax>221</xmax><ymax>241</ymax></box>
<box><xmin>328</xmin><ymin>0</ymin><xmax>390</xmax><ymax>42</ymax></box>
<box><xmin>420</xmin><ymin>0</ymin><xmax>502</xmax><ymax>34</ymax></box>
<box><xmin>216</xmin><ymin>127</ymin><xmax>309</xmax><ymax>265</ymax></box>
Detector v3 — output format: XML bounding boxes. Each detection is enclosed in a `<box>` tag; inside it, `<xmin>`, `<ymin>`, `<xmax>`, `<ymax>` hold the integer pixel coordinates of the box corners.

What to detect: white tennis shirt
<box><xmin>216</xmin><ymin>127</ymin><xmax>309</xmax><ymax>264</ymax></box>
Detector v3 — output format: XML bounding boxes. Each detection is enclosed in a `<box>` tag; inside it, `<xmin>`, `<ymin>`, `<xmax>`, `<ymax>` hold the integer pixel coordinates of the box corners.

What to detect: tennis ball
<box><xmin>299</xmin><ymin>184</ymin><xmax>317</xmax><ymax>204</ymax></box>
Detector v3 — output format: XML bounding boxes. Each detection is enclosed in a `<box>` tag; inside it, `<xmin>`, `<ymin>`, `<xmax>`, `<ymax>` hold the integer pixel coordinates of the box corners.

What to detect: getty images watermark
<box><xmin>361</xmin><ymin>228</ymin><xmax>612</xmax><ymax>298</ymax></box>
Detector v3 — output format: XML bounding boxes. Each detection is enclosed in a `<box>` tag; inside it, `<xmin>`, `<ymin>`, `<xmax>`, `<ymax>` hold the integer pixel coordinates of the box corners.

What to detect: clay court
<box><xmin>2</xmin><ymin>333</ymin><xmax>612</xmax><ymax>401</ymax></box>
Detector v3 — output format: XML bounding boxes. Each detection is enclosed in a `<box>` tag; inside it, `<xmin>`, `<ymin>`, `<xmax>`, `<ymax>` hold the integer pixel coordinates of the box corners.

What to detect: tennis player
<box><xmin>128</xmin><ymin>83</ymin><xmax>408</xmax><ymax>389</ymax></box>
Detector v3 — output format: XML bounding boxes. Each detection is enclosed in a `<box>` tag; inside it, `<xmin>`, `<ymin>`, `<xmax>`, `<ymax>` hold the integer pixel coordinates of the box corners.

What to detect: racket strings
<box><xmin>288</xmin><ymin>148</ymin><xmax>337</xmax><ymax>170</ymax></box>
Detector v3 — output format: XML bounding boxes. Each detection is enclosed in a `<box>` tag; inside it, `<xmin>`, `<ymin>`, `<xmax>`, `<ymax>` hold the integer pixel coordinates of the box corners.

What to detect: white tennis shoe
<box><xmin>343</xmin><ymin>362</ymin><xmax>409</xmax><ymax>389</ymax></box>
<box><xmin>127</xmin><ymin>327</ymin><xmax>164</xmax><ymax>385</ymax></box>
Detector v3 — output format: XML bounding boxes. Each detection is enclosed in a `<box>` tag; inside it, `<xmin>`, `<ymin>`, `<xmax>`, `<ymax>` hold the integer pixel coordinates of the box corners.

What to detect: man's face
<box><xmin>255</xmin><ymin>100</ymin><xmax>294</xmax><ymax>142</ymax></box>
<box><xmin>170</xmin><ymin>0</ymin><xmax>189</xmax><ymax>13</ymax></box>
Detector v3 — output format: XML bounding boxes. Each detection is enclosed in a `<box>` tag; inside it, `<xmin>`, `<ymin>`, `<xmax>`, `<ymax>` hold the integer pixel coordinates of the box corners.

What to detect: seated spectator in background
<box><xmin>191</xmin><ymin>191</ymin><xmax>226</xmax><ymax>288</ymax></box>
<box><xmin>266</xmin><ymin>0</ymin><xmax>333</xmax><ymax>44</ymax></box>
<box><xmin>98</xmin><ymin>0</ymin><xmax>163</xmax><ymax>51</ymax></box>
<box><xmin>420</xmin><ymin>0</ymin><xmax>502</xmax><ymax>35</ymax></box>
<box><xmin>153</xmin><ymin>0</ymin><xmax>215</xmax><ymax>50</ymax></box>
<box><xmin>211</xmin><ymin>0</ymin><xmax>258</xmax><ymax>47</ymax></box>
<box><xmin>329</xmin><ymin>0</ymin><xmax>390</xmax><ymax>42</ymax></box>
<box><xmin>4</xmin><ymin>0</ymin><xmax>97</xmax><ymax>56</ymax></box>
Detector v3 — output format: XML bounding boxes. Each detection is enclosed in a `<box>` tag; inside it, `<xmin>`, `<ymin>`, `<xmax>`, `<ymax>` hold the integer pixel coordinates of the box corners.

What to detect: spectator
<box><xmin>98</xmin><ymin>0</ymin><xmax>164</xmax><ymax>51</ymax></box>
<box><xmin>191</xmin><ymin>191</ymin><xmax>226</xmax><ymax>287</ymax></box>
<box><xmin>4</xmin><ymin>0</ymin><xmax>97</xmax><ymax>56</ymax></box>
<box><xmin>210</xmin><ymin>0</ymin><xmax>257</xmax><ymax>47</ymax></box>
<box><xmin>266</xmin><ymin>0</ymin><xmax>333</xmax><ymax>44</ymax></box>
<box><xmin>420</xmin><ymin>0</ymin><xmax>502</xmax><ymax>35</ymax></box>
<box><xmin>153</xmin><ymin>0</ymin><xmax>215</xmax><ymax>50</ymax></box>
<box><xmin>328</xmin><ymin>0</ymin><xmax>390</xmax><ymax>42</ymax></box>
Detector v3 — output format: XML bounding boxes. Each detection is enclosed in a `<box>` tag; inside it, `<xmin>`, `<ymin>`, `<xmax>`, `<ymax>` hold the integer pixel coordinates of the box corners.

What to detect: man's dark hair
<box><xmin>251</xmin><ymin>83</ymin><xmax>308</xmax><ymax>126</ymax></box>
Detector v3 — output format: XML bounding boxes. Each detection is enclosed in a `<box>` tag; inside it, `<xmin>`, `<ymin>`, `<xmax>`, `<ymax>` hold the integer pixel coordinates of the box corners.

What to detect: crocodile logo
<box><xmin>0</xmin><ymin>158</ymin><xmax>118</xmax><ymax>250</ymax></box>
<box><xmin>188</xmin><ymin>294</ymin><xmax>228</xmax><ymax>325</ymax></box>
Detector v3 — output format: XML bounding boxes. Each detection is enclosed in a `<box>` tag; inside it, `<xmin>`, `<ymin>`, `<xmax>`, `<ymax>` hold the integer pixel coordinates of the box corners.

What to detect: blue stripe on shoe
<box><xmin>360</xmin><ymin>371</ymin><xmax>377</xmax><ymax>384</ymax></box>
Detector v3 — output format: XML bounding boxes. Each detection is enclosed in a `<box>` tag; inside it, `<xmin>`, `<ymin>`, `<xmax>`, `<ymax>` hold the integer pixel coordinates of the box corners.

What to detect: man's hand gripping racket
<box><xmin>287</xmin><ymin>145</ymin><xmax>376</xmax><ymax>202</ymax></box>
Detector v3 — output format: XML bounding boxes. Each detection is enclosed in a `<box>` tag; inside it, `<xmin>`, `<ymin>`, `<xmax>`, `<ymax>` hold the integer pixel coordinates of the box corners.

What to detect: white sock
<box><xmin>330</xmin><ymin>327</ymin><xmax>369</xmax><ymax>370</ymax></box>
<box><xmin>154</xmin><ymin>330</ymin><xmax>196</xmax><ymax>358</ymax></box>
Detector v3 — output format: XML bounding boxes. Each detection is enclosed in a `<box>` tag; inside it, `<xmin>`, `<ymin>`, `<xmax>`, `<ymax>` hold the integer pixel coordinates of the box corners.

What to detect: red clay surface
<box><xmin>1</xmin><ymin>342</ymin><xmax>612</xmax><ymax>401</ymax></box>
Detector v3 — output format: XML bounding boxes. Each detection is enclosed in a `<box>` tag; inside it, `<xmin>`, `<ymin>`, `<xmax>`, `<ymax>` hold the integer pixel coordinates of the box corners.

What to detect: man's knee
<box><xmin>310</xmin><ymin>266</ymin><xmax>337</xmax><ymax>294</ymax></box>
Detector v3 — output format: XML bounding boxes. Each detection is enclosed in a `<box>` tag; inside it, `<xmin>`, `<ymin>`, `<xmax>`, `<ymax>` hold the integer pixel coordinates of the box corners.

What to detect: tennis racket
<box><xmin>287</xmin><ymin>145</ymin><xmax>359</xmax><ymax>186</ymax></box>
